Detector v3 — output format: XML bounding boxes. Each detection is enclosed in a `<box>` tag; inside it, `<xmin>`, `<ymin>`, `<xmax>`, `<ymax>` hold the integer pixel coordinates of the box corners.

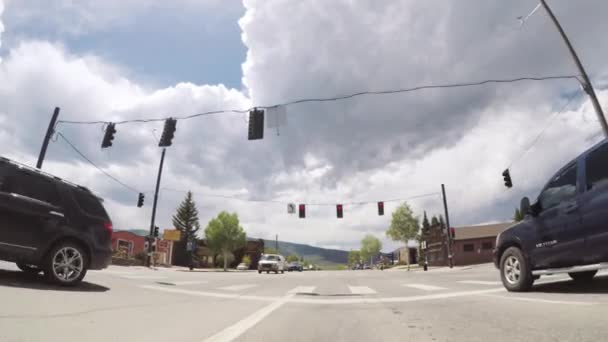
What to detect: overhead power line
<box><xmin>161</xmin><ymin>187</ymin><xmax>439</xmax><ymax>207</ymax></box>
<box><xmin>57</xmin><ymin>75</ymin><xmax>580</xmax><ymax>126</ymax></box>
<box><xmin>57</xmin><ymin>132</ymin><xmax>142</xmax><ymax>194</ymax></box>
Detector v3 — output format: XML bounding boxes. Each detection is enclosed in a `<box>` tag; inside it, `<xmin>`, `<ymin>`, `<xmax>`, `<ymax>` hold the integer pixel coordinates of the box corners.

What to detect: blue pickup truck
<box><xmin>494</xmin><ymin>138</ymin><xmax>608</xmax><ymax>291</ymax></box>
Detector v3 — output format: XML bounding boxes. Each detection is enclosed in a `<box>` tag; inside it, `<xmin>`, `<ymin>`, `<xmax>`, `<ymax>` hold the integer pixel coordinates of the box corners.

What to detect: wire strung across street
<box><xmin>161</xmin><ymin>187</ymin><xmax>440</xmax><ymax>206</ymax></box>
<box><xmin>56</xmin><ymin>75</ymin><xmax>580</xmax><ymax>126</ymax></box>
<box><xmin>57</xmin><ymin>132</ymin><xmax>142</xmax><ymax>194</ymax></box>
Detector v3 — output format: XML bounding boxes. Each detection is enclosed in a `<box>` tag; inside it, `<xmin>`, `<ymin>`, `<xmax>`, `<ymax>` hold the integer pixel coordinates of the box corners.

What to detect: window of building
<box><xmin>586</xmin><ymin>144</ymin><xmax>608</xmax><ymax>190</ymax></box>
<box><xmin>539</xmin><ymin>163</ymin><xmax>577</xmax><ymax>210</ymax></box>
<box><xmin>482</xmin><ymin>242</ymin><xmax>493</xmax><ymax>250</ymax></box>
<box><xmin>463</xmin><ymin>244</ymin><xmax>474</xmax><ymax>252</ymax></box>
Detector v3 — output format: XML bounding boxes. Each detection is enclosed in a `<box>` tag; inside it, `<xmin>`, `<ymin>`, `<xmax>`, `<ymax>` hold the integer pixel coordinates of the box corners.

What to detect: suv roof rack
<box><xmin>0</xmin><ymin>156</ymin><xmax>92</xmax><ymax>193</ymax></box>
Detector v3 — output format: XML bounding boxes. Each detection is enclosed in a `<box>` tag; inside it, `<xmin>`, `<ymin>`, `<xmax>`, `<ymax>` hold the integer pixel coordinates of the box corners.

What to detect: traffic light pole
<box><xmin>441</xmin><ymin>184</ymin><xmax>453</xmax><ymax>268</ymax></box>
<box><xmin>36</xmin><ymin>107</ymin><xmax>60</xmax><ymax>169</ymax></box>
<box><xmin>539</xmin><ymin>0</ymin><xmax>608</xmax><ymax>138</ymax></box>
<box><xmin>147</xmin><ymin>147</ymin><xmax>167</xmax><ymax>267</ymax></box>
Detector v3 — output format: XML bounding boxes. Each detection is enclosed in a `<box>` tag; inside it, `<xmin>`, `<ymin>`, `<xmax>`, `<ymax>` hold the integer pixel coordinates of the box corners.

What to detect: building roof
<box><xmin>453</xmin><ymin>222</ymin><xmax>513</xmax><ymax>240</ymax></box>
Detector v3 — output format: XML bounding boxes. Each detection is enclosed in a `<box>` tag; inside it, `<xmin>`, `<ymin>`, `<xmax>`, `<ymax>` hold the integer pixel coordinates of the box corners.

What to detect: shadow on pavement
<box><xmin>532</xmin><ymin>274</ymin><xmax>608</xmax><ymax>294</ymax></box>
<box><xmin>0</xmin><ymin>269</ymin><xmax>110</xmax><ymax>292</ymax></box>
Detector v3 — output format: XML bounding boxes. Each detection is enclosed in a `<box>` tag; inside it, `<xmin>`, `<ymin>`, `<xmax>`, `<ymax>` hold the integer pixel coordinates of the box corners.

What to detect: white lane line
<box><xmin>458</xmin><ymin>280</ymin><xmax>502</xmax><ymax>286</ymax></box>
<box><xmin>121</xmin><ymin>275</ymin><xmax>168</xmax><ymax>280</ymax></box>
<box><xmin>139</xmin><ymin>285</ymin><xmax>275</xmax><ymax>301</ymax></box>
<box><xmin>403</xmin><ymin>284</ymin><xmax>447</xmax><ymax>291</ymax></box>
<box><xmin>203</xmin><ymin>294</ymin><xmax>295</xmax><ymax>342</ymax></box>
<box><xmin>218</xmin><ymin>284</ymin><xmax>257</xmax><ymax>291</ymax></box>
<box><xmin>348</xmin><ymin>286</ymin><xmax>377</xmax><ymax>295</ymax></box>
<box><xmin>172</xmin><ymin>281</ymin><xmax>209</xmax><ymax>286</ymax></box>
<box><xmin>482</xmin><ymin>294</ymin><xmax>596</xmax><ymax>306</ymax></box>
<box><xmin>287</xmin><ymin>286</ymin><xmax>316</xmax><ymax>294</ymax></box>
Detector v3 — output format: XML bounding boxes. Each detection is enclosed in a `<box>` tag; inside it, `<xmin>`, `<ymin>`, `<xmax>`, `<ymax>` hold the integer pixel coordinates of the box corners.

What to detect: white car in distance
<box><xmin>258</xmin><ymin>254</ymin><xmax>286</xmax><ymax>274</ymax></box>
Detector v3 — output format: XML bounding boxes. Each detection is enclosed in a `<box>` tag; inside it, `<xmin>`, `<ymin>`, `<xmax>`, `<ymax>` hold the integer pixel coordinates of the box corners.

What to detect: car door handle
<box><xmin>49</xmin><ymin>211</ymin><xmax>64</xmax><ymax>218</ymax></box>
<box><xmin>564</xmin><ymin>204</ymin><xmax>578</xmax><ymax>213</ymax></box>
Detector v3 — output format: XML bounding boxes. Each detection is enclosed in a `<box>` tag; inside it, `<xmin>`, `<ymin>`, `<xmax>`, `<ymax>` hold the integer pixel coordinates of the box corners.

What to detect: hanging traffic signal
<box><xmin>336</xmin><ymin>204</ymin><xmax>343</xmax><ymax>218</ymax></box>
<box><xmin>137</xmin><ymin>193</ymin><xmax>145</xmax><ymax>208</ymax></box>
<box><xmin>101</xmin><ymin>123</ymin><xmax>117</xmax><ymax>148</ymax></box>
<box><xmin>248</xmin><ymin>109</ymin><xmax>264</xmax><ymax>140</ymax></box>
<box><xmin>377</xmin><ymin>201</ymin><xmax>384</xmax><ymax>216</ymax></box>
<box><xmin>298</xmin><ymin>204</ymin><xmax>306</xmax><ymax>218</ymax></box>
<box><xmin>502</xmin><ymin>168</ymin><xmax>513</xmax><ymax>188</ymax></box>
<box><xmin>159</xmin><ymin>118</ymin><xmax>177</xmax><ymax>147</ymax></box>
<box><xmin>153</xmin><ymin>226</ymin><xmax>159</xmax><ymax>238</ymax></box>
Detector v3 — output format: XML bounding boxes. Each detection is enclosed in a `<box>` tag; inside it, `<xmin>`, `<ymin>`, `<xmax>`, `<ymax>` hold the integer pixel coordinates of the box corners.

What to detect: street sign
<box><xmin>163</xmin><ymin>229</ymin><xmax>181</xmax><ymax>241</ymax></box>
<box><xmin>287</xmin><ymin>203</ymin><xmax>295</xmax><ymax>214</ymax></box>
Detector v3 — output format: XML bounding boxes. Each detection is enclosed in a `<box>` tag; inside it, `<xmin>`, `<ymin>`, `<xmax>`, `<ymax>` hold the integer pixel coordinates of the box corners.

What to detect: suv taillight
<box><xmin>104</xmin><ymin>222</ymin><xmax>113</xmax><ymax>235</ymax></box>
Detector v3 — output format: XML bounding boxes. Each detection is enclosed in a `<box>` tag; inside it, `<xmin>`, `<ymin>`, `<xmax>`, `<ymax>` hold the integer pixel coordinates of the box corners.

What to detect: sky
<box><xmin>0</xmin><ymin>0</ymin><xmax>607</xmax><ymax>252</ymax></box>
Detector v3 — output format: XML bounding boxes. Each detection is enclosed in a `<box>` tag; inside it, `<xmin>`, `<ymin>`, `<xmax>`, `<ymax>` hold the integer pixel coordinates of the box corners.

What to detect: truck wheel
<box><xmin>258</xmin><ymin>270</ymin><xmax>262</xmax><ymax>274</ymax></box>
<box><xmin>43</xmin><ymin>241</ymin><xmax>88</xmax><ymax>286</ymax></box>
<box><xmin>281</xmin><ymin>270</ymin><xmax>284</xmax><ymax>274</ymax></box>
<box><xmin>569</xmin><ymin>270</ymin><xmax>597</xmax><ymax>282</ymax></box>
<box><xmin>500</xmin><ymin>247</ymin><xmax>533</xmax><ymax>292</ymax></box>
<box><xmin>16</xmin><ymin>262</ymin><xmax>42</xmax><ymax>274</ymax></box>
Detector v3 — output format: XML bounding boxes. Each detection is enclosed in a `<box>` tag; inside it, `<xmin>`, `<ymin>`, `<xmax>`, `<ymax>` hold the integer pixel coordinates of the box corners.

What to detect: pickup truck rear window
<box><xmin>586</xmin><ymin>143</ymin><xmax>608</xmax><ymax>190</ymax></box>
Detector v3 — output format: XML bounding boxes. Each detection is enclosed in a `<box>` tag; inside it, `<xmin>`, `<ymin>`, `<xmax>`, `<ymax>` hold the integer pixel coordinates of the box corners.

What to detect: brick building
<box><xmin>422</xmin><ymin>222</ymin><xmax>513</xmax><ymax>267</ymax></box>
<box><xmin>112</xmin><ymin>230</ymin><xmax>174</xmax><ymax>266</ymax></box>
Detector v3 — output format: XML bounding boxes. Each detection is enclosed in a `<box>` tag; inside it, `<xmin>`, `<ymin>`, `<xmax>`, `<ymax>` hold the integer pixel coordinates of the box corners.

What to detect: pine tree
<box><xmin>430</xmin><ymin>215</ymin><xmax>440</xmax><ymax>226</ymax></box>
<box><xmin>421</xmin><ymin>211</ymin><xmax>431</xmax><ymax>236</ymax></box>
<box><xmin>172</xmin><ymin>191</ymin><xmax>200</xmax><ymax>241</ymax></box>
<box><xmin>513</xmin><ymin>208</ymin><xmax>524</xmax><ymax>222</ymax></box>
<box><xmin>439</xmin><ymin>215</ymin><xmax>445</xmax><ymax>229</ymax></box>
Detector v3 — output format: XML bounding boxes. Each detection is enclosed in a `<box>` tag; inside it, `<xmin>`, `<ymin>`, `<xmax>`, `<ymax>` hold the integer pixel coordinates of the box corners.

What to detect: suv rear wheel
<box><xmin>43</xmin><ymin>241</ymin><xmax>88</xmax><ymax>286</ymax></box>
<box><xmin>500</xmin><ymin>247</ymin><xmax>534</xmax><ymax>292</ymax></box>
<box><xmin>569</xmin><ymin>270</ymin><xmax>597</xmax><ymax>282</ymax></box>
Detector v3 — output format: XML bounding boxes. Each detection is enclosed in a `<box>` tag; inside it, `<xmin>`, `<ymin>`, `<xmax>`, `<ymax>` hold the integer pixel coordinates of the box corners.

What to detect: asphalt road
<box><xmin>0</xmin><ymin>261</ymin><xmax>607</xmax><ymax>342</ymax></box>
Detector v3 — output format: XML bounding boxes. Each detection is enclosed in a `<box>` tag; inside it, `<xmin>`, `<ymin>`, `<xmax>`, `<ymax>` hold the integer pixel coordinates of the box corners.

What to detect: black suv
<box><xmin>494</xmin><ymin>139</ymin><xmax>608</xmax><ymax>291</ymax></box>
<box><xmin>0</xmin><ymin>157</ymin><xmax>112</xmax><ymax>286</ymax></box>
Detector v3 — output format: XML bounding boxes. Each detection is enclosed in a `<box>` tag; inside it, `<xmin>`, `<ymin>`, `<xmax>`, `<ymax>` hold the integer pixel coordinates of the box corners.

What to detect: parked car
<box><xmin>287</xmin><ymin>261</ymin><xmax>303</xmax><ymax>272</ymax></box>
<box><xmin>494</xmin><ymin>139</ymin><xmax>608</xmax><ymax>292</ymax></box>
<box><xmin>258</xmin><ymin>254</ymin><xmax>286</xmax><ymax>274</ymax></box>
<box><xmin>236</xmin><ymin>263</ymin><xmax>249</xmax><ymax>270</ymax></box>
<box><xmin>0</xmin><ymin>157</ymin><xmax>113</xmax><ymax>286</ymax></box>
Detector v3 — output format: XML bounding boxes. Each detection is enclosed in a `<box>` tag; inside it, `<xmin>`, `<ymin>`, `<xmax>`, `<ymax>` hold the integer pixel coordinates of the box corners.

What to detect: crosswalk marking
<box><xmin>403</xmin><ymin>284</ymin><xmax>447</xmax><ymax>291</ymax></box>
<box><xmin>121</xmin><ymin>275</ymin><xmax>168</xmax><ymax>280</ymax></box>
<box><xmin>348</xmin><ymin>285</ymin><xmax>377</xmax><ymax>295</ymax></box>
<box><xmin>287</xmin><ymin>286</ymin><xmax>316</xmax><ymax>294</ymax></box>
<box><xmin>172</xmin><ymin>280</ymin><xmax>209</xmax><ymax>286</ymax></box>
<box><xmin>458</xmin><ymin>280</ymin><xmax>501</xmax><ymax>286</ymax></box>
<box><xmin>218</xmin><ymin>284</ymin><xmax>258</xmax><ymax>291</ymax></box>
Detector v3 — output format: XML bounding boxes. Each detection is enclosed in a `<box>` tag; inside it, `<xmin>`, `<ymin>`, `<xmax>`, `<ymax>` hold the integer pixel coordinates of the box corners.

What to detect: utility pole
<box><xmin>275</xmin><ymin>234</ymin><xmax>279</xmax><ymax>253</ymax></box>
<box><xmin>441</xmin><ymin>184</ymin><xmax>453</xmax><ymax>268</ymax></box>
<box><xmin>36</xmin><ymin>107</ymin><xmax>60</xmax><ymax>169</ymax></box>
<box><xmin>147</xmin><ymin>147</ymin><xmax>167</xmax><ymax>267</ymax></box>
<box><xmin>539</xmin><ymin>0</ymin><xmax>608</xmax><ymax>137</ymax></box>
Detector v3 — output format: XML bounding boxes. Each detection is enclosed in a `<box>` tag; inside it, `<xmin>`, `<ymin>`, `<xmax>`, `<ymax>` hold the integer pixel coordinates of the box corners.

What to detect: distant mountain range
<box><xmin>262</xmin><ymin>239</ymin><xmax>348</xmax><ymax>266</ymax></box>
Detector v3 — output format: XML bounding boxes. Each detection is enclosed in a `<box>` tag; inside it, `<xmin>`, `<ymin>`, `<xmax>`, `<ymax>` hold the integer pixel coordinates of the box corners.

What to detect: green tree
<box><xmin>286</xmin><ymin>255</ymin><xmax>300</xmax><ymax>263</ymax></box>
<box><xmin>348</xmin><ymin>250</ymin><xmax>361</xmax><ymax>266</ymax></box>
<box><xmin>172</xmin><ymin>191</ymin><xmax>200</xmax><ymax>266</ymax></box>
<box><xmin>421</xmin><ymin>211</ymin><xmax>430</xmax><ymax>235</ymax></box>
<box><xmin>360</xmin><ymin>235</ymin><xmax>382</xmax><ymax>264</ymax></box>
<box><xmin>430</xmin><ymin>215</ymin><xmax>439</xmax><ymax>226</ymax></box>
<box><xmin>264</xmin><ymin>247</ymin><xmax>279</xmax><ymax>254</ymax></box>
<box><xmin>242</xmin><ymin>255</ymin><xmax>252</xmax><ymax>266</ymax></box>
<box><xmin>204</xmin><ymin>211</ymin><xmax>247</xmax><ymax>271</ymax></box>
<box><xmin>386</xmin><ymin>202</ymin><xmax>419</xmax><ymax>270</ymax></box>
<box><xmin>513</xmin><ymin>208</ymin><xmax>524</xmax><ymax>222</ymax></box>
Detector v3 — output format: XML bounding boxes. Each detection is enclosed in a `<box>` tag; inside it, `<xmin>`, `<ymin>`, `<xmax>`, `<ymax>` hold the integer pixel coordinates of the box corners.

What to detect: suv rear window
<box><xmin>72</xmin><ymin>190</ymin><xmax>108</xmax><ymax>219</ymax></box>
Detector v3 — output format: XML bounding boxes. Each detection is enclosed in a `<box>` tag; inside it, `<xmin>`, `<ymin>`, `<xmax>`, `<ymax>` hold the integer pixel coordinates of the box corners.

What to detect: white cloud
<box><xmin>1</xmin><ymin>0</ymin><xmax>607</xmax><ymax>253</ymax></box>
<box><xmin>0</xmin><ymin>0</ymin><xmax>4</xmax><ymax>63</ymax></box>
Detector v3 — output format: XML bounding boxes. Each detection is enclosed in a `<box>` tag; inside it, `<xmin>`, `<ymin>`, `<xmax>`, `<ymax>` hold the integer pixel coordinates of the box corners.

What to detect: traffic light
<box><xmin>101</xmin><ymin>123</ymin><xmax>117</xmax><ymax>148</ymax></box>
<box><xmin>502</xmin><ymin>168</ymin><xmax>513</xmax><ymax>188</ymax></box>
<box><xmin>336</xmin><ymin>204</ymin><xmax>343</xmax><ymax>218</ymax></box>
<box><xmin>159</xmin><ymin>118</ymin><xmax>177</xmax><ymax>147</ymax></box>
<box><xmin>248</xmin><ymin>109</ymin><xmax>264</xmax><ymax>140</ymax></box>
<box><xmin>153</xmin><ymin>226</ymin><xmax>159</xmax><ymax>238</ymax></box>
<box><xmin>137</xmin><ymin>193</ymin><xmax>144</xmax><ymax>208</ymax></box>
<box><xmin>377</xmin><ymin>201</ymin><xmax>384</xmax><ymax>216</ymax></box>
<box><xmin>298</xmin><ymin>204</ymin><xmax>306</xmax><ymax>218</ymax></box>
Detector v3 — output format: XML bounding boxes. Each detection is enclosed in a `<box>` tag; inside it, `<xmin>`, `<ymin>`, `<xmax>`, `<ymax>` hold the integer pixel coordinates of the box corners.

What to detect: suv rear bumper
<box><xmin>89</xmin><ymin>248</ymin><xmax>112</xmax><ymax>270</ymax></box>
